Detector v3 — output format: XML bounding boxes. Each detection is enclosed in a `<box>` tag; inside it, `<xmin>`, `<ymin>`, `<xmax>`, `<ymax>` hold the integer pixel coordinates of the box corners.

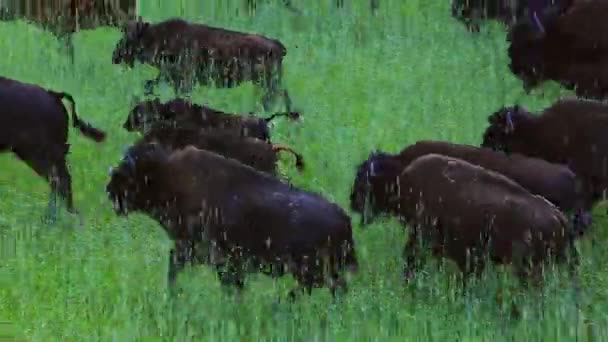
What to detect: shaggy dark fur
<box><xmin>350</xmin><ymin>153</ymin><xmax>578</xmax><ymax>287</ymax></box>
<box><xmin>507</xmin><ymin>0</ymin><xmax>608</xmax><ymax>99</ymax></box>
<box><xmin>137</xmin><ymin>126</ymin><xmax>304</xmax><ymax>175</ymax></box>
<box><xmin>481</xmin><ymin>98</ymin><xmax>608</xmax><ymax>223</ymax></box>
<box><xmin>106</xmin><ymin>143</ymin><xmax>358</xmax><ymax>300</ymax></box>
<box><xmin>0</xmin><ymin>76</ymin><xmax>106</xmax><ymax>214</ymax></box>
<box><xmin>123</xmin><ymin>97</ymin><xmax>300</xmax><ymax>141</ymax></box>
<box><xmin>111</xmin><ymin>17</ymin><xmax>294</xmax><ymax>112</ymax></box>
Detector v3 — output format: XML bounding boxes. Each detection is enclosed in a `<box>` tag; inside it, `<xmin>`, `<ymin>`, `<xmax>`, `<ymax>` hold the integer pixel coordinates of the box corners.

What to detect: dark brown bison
<box><xmin>137</xmin><ymin>126</ymin><xmax>304</xmax><ymax>176</ymax></box>
<box><xmin>372</xmin><ymin>140</ymin><xmax>589</xmax><ymax>234</ymax></box>
<box><xmin>0</xmin><ymin>76</ymin><xmax>106</xmax><ymax>216</ymax></box>
<box><xmin>111</xmin><ymin>17</ymin><xmax>294</xmax><ymax>112</ymax></box>
<box><xmin>0</xmin><ymin>0</ymin><xmax>138</xmax><ymax>63</ymax></box>
<box><xmin>507</xmin><ymin>0</ymin><xmax>608</xmax><ymax>99</ymax></box>
<box><xmin>481</xmin><ymin>98</ymin><xmax>608</xmax><ymax>223</ymax></box>
<box><xmin>106</xmin><ymin>143</ymin><xmax>358</xmax><ymax>300</ymax></box>
<box><xmin>350</xmin><ymin>153</ymin><xmax>578</xmax><ymax>288</ymax></box>
<box><xmin>123</xmin><ymin>97</ymin><xmax>300</xmax><ymax>141</ymax></box>
<box><xmin>451</xmin><ymin>0</ymin><xmax>573</xmax><ymax>33</ymax></box>
<box><xmin>243</xmin><ymin>0</ymin><xmax>379</xmax><ymax>15</ymax></box>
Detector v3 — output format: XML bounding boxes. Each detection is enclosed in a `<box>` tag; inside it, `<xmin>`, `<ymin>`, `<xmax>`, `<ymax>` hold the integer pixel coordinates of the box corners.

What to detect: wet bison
<box><xmin>137</xmin><ymin>126</ymin><xmax>304</xmax><ymax>176</ymax></box>
<box><xmin>0</xmin><ymin>76</ymin><xmax>106</xmax><ymax>215</ymax></box>
<box><xmin>123</xmin><ymin>97</ymin><xmax>300</xmax><ymax>142</ymax></box>
<box><xmin>106</xmin><ymin>143</ymin><xmax>358</xmax><ymax>300</ymax></box>
<box><xmin>350</xmin><ymin>153</ymin><xmax>578</xmax><ymax>288</ymax></box>
<box><xmin>111</xmin><ymin>17</ymin><xmax>294</xmax><ymax>112</ymax></box>
<box><xmin>0</xmin><ymin>0</ymin><xmax>138</xmax><ymax>63</ymax></box>
<box><xmin>374</xmin><ymin>140</ymin><xmax>589</xmax><ymax>234</ymax></box>
<box><xmin>507</xmin><ymin>0</ymin><xmax>608</xmax><ymax>99</ymax></box>
<box><xmin>481</xmin><ymin>99</ymin><xmax>608</xmax><ymax>221</ymax></box>
<box><xmin>451</xmin><ymin>0</ymin><xmax>572</xmax><ymax>33</ymax></box>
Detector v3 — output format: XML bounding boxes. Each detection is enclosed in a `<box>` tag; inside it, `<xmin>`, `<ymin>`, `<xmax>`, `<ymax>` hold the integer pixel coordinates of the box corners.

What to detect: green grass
<box><xmin>1</xmin><ymin>1</ymin><xmax>608</xmax><ymax>340</ymax></box>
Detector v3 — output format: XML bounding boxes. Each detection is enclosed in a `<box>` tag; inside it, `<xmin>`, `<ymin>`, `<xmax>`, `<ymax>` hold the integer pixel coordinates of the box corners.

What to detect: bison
<box><xmin>106</xmin><ymin>143</ymin><xmax>358</xmax><ymax>300</ymax></box>
<box><xmin>370</xmin><ymin>140</ymin><xmax>589</xmax><ymax>234</ymax></box>
<box><xmin>111</xmin><ymin>17</ymin><xmax>294</xmax><ymax>112</ymax></box>
<box><xmin>243</xmin><ymin>0</ymin><xmax>379</xmax><ymax>15</ymax></box>
<box><xmin>0</xmin><ymin>76</ymin><xmax>106</xmax><ymax>216</ymax></box>
<box><xmin>481</xmin><ymin>98</ymin><xmax>608</xmax><ymax>227</ymax></box>
<box><xmin>123</xmin><ymin>97</ymin><xmax>300</xmax><ymax>142</ymax></box>
<box><xmin>0</xmin><ymin>0</ymin><xmax>138</xmax><ymax>63</ymax></box>
<box><xmin>451</xmin><ymin>0</ymin><xmax>573</xmax><ymax>33</ymax></box>
<box><xmin>136</xmin><ymin>126</ymin><xmax>304</xmax><ymax>176</ymax></box>
<box><xmin>350</xmin><ymin>152</ymin><xmax>578</xmax><ymax>288</ymax></box>
<box><xmin>507</xmin><ymin>0</ymin><xmax>608</xmax><ymax>99</ymax></box>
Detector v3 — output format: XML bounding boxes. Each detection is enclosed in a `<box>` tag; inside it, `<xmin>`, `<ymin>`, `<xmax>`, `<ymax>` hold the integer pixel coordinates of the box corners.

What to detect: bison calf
<box><xmin>106</xmin><ymin>143</ymin><xmax>358</xmax><ymax>300</ymax></box>
<box><xmin>0</xmin><ymin>76</ymin><xmax>106</xmax><ymax>215</ymax></box>
<box><xmin>378</xmin><ymin>140</ymin><xmax>588</xmax><ymax>235</ymax></box>
<box><xmin>350</xmin><ymin>153</ymin><xmax>578</xmax><ymax>288</ymax></box>
<box><xmin>123</xmin><ymin>97</ymin><xmax>300</xmax><ymax>142</ymax></box>
<box><xmin>137</xmin><ymin>126</ymin><xmax>304</xmax><ymax>176</ymax></box>
<box><xmin>111</xmin><ymin>17</ymin><xmax>294</xmax><ymax>112</ymax></box>
<box><xmin>481</xmin><ymin>98</ymin><xmax>608</xmax><ymax>228</ymax></box>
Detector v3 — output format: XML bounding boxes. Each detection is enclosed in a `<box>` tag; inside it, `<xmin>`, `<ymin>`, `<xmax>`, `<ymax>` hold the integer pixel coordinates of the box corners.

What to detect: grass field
<box><xmin>2</xmin><ymin>1</ymin><xmax>608</xmax><ymax>340</ymax></box>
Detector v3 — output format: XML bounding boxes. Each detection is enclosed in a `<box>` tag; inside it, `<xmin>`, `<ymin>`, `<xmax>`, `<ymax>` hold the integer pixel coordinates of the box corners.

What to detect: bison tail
<box><xmin>49</xmin><ymin>91</ymin><xmax>107</xmax><ymax>142</ymax></box>
<box><xmin>272</xmin><ymin>144</ymin><xmax>304</xmax><ymax>171</ymax></box>
<box><xmin>264</xmin><ymin>111</ymin><xmax>301</xmax><ymax>123</ymax></box>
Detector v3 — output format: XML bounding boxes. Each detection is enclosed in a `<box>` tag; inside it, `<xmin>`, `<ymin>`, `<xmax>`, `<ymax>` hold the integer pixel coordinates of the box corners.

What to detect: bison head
<box><xmin>350</xmin><ymin>151</ymin><xmax>403</xmax><ymax>226</ymax></box>
<box><xmin>123</xmin><ymin>98</ymin><xmax>164</xmax><ymax>132</ymax></box>
<box><xmin>506</xmin><ymin>5</ymin><xmax>563</xmax><ymax>91</ymax></box>
<box><xmin>480</xmin><ymin>105</ymin><xmax>524</xmax><ymax>152</ymax></box>
<box><xmin>112</xmin><ymin>18</ymin><xmax>150</xmax><ymax>67</ymax></box>
<box><xmin>106</xmin><ymin>142</ymin><xmax>170</xmax><ymax>216</ymax></box>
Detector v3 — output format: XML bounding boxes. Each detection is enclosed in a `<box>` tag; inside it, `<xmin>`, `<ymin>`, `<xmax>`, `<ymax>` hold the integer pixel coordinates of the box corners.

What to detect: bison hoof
<box><xmin>143</xmin><ymin>81</ymin><xmax>157</xmax><ymax>96</ymax></box>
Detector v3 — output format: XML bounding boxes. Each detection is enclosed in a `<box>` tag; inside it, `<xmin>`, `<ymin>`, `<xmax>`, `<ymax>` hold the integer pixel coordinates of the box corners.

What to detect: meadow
<box><xmin>1</xmin><ymin>0</ymin><xmax>608</xmax><ymax>340</ymax></box>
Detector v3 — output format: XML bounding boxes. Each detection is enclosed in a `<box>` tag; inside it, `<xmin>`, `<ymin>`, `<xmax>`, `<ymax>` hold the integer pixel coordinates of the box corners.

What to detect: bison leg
<box><xmin>215</xmin><ymin>260</ymin><xmax>246</xmax><ymax>294</ymax></box>
<box><xmin>371</xmin><ymin>0</ymin><xmax>379</xmax><ymax>14</ymax></box>
<box><xmin>403</xmin><ymin>227</ymin><xmax>426</xmax><ymax>283</ymax></box>
<box><xmin>287</xmin><ymin>285</ymin><xmax>313</xmax><ymax>302</ymax></box>
<box><xmin>13</xmin><ymin>146</ymin><xmax>75</xmax><ymax>216</ymax></box>
<box><xmin>261</xmin><ymin>66</ymin><xmax>292</xmax><ymax>113</ymax></box>
<box><xmin>167</xmin><ymin>240</ymin><xmax>194</xmax><ymax>289</ymax></box>
<box><xmin>57</xmin><ymin>33</ymin><xmax>75</xmax><ymax>65</ymax></box>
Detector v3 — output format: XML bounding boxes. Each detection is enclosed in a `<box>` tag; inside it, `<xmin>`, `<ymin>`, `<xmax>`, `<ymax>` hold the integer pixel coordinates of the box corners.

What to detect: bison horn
<box><xmin>108</xmin><ymin>166</ymin><xmax>114</xmax><ymax>176</ymax></box>
<box><xmin>505</xmin><ymin>111</ymin><xmax>514</xmax><ymax>132</ymax></box>
<box><xmin>126</xmin><ymin>155</ymin><xmax>136</xmax><ymax>170</ymax></box>
<box><xmin>369</xmin><ymin>161</ymin><xmax>376</xmax><ymax>177</ymax></box>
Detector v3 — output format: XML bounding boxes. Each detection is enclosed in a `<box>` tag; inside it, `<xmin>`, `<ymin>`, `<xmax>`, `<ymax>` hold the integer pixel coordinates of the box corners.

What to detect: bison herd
<box><xmin>1</xmin><ymin>0</ymin><xmax>608</xmax><ymax>311</ymax></box>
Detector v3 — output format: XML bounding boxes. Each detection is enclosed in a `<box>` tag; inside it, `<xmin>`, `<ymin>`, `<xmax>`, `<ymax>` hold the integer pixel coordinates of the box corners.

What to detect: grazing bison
<box><xmin>106</xmin><ymin>143</ymin><xmax>358</xmax><ymax>299</ymax></box>
<box><xmin>0</xmin><ymin>0</ymin><xmax>138</xmax><ymax>63</ymax></box>
<box><xmin>481</xmin><ymin>98</ymin><xmax>608</xmax><ymax>225</ymax></box>
<box><xmin>451</xmin><ymin>0</ymin><xmax>573</xmax><ymax>33</ymax></box>
<box><xmin>366</xmin><ymin>140</ymin><xmax>589</xmax><ymax>234</ymax></box>
<box><xmin>111</xmin><ymin>17</ymin><xmax>294</xmax><ymax>112</ymax></box>
<box><xmin>507</xmin><ymin>0</ymin><xmax>608</xmax><ymax>99</ymax></box>
<box><xmin>0</xmin><ymin>76</ymin><xmax>106</xmax><ymax>215</ymax></box>
<box><xmin>350</xmin><ymin>153</ymin><xmax>578</xmax><ymax>287</ymax></box>
<box><xmin>137</xmin><ymin>126</ymin><xmax>304</xmax><ymax>175</ymax></box>
<box><xmin>123</xmin><ymin>97</ymin><xmax>300</xmax><ymax>141</ymax></box>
